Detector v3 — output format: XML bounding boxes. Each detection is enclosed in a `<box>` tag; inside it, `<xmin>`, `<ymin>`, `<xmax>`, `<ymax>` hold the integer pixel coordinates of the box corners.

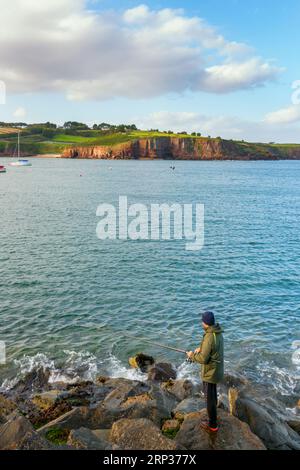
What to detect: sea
<box><xmin>0</xmin><ymin>157</ymin><xmax>299</xmax><ymax>408</ymax></box>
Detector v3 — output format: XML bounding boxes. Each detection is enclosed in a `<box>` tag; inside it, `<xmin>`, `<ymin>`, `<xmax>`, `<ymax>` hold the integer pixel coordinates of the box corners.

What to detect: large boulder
<box><xmin>110</xmin><ymin>418</ymin><xmax>181</xmax><ymax>450</ymax></box>
<box><xmin>172</xmin><ymin>397</ymin><xmax>206</xmax><ymax>420</ymax></box>
<box><xmin>89</xmin><ymin>389</ymin><xmax>174</xmax><ymax>429</ymax></box>
<box><xmin>67</xmin><ymin>427</ymin><xmax>112</xmax><ymax>450</ymax></box>
<box><xmin>287</xmin><ymin>420</ymin><xmax>300</xmax><ymax>435</ymax></box>
<box><xmin>221</xmin><ymin>372</ymin><xmax>249</xmax><ymax>391</ymax></box>
<box><xmin>148</xmin><ymin>382</ymin><xmax>178</xmax><ymax>419</ymax></box>
<box><xmin>175</xmin><ymin>409</ymin><xmax>266</xmax><ymax>450</ymax></box>
<box><xmin>147</xmin><ymin>363</ymin><xmax>176</xmax><ymax>382</ymax></box>
<box><xmin>62</xmin><ymin>381</ymin><xmax>112</xmax><ymax>407</ymax></box>
<box><xmin>161</xmin><ymin>379</ymin><xmax>199</xmax><ymax>402</ymax></box>
<box><xmin>129</xmin><ymin>353</ymin><xmax>155</xmax><ymax>372</ymax></box>
<box><xmin>162</xmin><ymin>419</ymin><xmax>181</xmax><ymax>438</ymax></box>
<box><xmin>0</xmin><ymin>414</ymin><xmax>53</xmax><ymax>450</ymax></box>
<box><xmin>0</xmin><ymin>394</ymin><xmax>17</xmax><ymax>424</ymax></box>
<box><xmin>31</xmin><ymin>390</ymin><xmax>61</xmax><ymax>411</ymax></box>
<box><xmin>26</xmin><ymin>399</ymin><xmax>72</xmax><ymax>429</ymax></box>
<box><xmin>38</xmin><ymin>406</ymin><xmax>91</xmax><ymax>435</ymax></box>
<box><xmin>88</xmin><ymin>380</ymin><xmax>177</xmax><ymax>429</ymax></box>
<box><xmin>9</xmin><ymin>368</ymin><xmax>51</xmax><ymax>399</ymax></box>
<box><xmin>230</xmin><ymin>392</ymin><xmax>300</xmax><ymax>450</ymax></box>
<box><xmin>101</xmin><ymin>380</ymin><xmax>150</xmax><ymax>409</ymax></box>
<box><xmin>37</xmin><ymin>379</ymin><xmax>177</xmax><ymax>432</ymax></box>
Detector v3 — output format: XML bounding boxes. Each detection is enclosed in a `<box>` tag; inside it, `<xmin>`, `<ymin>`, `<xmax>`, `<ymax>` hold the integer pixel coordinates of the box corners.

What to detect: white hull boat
<box><xmin>10</xmin><ymin>160</ymin><xmax>32</xmax><ymax>167</ymax></box>
<box><xmin>10</xmin><ymin>131</ymin><xmax>32</xmax><ymax>167</ymax></box>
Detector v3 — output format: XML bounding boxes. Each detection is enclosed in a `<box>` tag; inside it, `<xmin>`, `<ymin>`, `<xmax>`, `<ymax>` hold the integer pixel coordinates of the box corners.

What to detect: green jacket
<box><xmin>192</xmin><ymin>324</ymin><xmax>224</xmax><ymax>384</ymax></box>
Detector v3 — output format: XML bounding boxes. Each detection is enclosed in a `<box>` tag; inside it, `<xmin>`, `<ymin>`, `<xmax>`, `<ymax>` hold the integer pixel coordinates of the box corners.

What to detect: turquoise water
<box><xmin>0</xmin><ymin>158</ymin><xmax>299</xmax><ymax>402</ymax></box>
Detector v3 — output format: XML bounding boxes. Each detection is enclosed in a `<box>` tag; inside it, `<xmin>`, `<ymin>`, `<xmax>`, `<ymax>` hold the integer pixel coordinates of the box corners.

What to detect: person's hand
<box><xmin>186</xmin><ymin>351</ymin><xmax>194</xmax><ymax>359</ymax></box>
<box><xmin>194</xmin><ymin>348</ymin><xmax>201</xmax><ymax>354</ymax></box>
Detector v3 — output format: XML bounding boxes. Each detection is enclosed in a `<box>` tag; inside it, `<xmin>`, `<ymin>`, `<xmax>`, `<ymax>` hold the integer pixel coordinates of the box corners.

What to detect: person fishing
<box><xmin>186</xmin><ymin>311</ymin><xmax>224</xmax><ymax>433</ymax></box>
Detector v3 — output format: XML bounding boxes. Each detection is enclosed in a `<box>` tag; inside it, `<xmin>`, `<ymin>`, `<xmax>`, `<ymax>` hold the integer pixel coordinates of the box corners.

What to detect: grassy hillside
<box><xmin>0</xmin><ymin>126</ymin><xmax>300</xmax><ymax>157</ymax></box>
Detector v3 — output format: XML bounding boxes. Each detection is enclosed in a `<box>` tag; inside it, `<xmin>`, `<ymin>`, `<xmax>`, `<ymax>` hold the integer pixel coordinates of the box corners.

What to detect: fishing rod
<box><xmin>126</xmin><ymin>334</ymin><xmax>188</xmax><ymax>355</ymax></box>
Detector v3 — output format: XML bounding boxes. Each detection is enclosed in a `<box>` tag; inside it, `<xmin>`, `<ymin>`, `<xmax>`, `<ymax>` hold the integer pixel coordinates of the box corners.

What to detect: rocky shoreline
<box><xmin>1</xmin><ymin>357</ymin><xmax>300</xmax><ymax>451</ymax></box>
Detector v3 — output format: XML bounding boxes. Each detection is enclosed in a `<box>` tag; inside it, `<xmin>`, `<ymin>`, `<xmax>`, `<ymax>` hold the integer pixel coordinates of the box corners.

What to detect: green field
<box><xmin>0</xmin><ymin>129</ymin><xmax>214</xmax><ymax>155</ymax></box>
<box><xmin>0</xmin><ymin>127</ymin><xmax>300</xmax><ymax>157</ymax></box>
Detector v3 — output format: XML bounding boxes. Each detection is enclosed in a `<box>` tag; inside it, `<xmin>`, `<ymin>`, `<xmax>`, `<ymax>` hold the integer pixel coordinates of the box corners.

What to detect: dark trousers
<box><xmin>203</xmin><ymin>382</ymin><xmax>218</xmax><ymax>428</ymax></box>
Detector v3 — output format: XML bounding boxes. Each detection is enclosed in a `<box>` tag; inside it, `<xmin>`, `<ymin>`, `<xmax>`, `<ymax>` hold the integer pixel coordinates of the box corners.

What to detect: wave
<box><xmin>1</xmin><ymin>349</ymin><xmax>299</xmax><ymax>402</ymax></box>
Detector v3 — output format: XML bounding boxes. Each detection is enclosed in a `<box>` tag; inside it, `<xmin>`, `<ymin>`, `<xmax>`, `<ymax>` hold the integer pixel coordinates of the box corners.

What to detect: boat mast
<box><xmin>18</xmin><ymin>131</ymin><xmax>20</xmax><ymax>159</ymax></box>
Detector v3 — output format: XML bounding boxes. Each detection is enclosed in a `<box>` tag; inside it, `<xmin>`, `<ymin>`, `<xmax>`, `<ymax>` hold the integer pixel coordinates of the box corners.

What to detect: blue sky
<box><xmin>0</xmin><ymin>0</ymin><xmax>300</xmax><ymax>141</ymax></box>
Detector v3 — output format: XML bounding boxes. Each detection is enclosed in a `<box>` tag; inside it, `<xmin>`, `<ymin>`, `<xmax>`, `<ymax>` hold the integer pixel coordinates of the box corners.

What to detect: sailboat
<box><xmin>10</xmin><ymin>131</ymin><xmax>32</xmax><ymax>167</ymax></box>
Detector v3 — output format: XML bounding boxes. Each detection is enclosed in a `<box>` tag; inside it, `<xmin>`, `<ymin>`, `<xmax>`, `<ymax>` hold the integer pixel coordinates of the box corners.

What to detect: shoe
<box><xmin>199</xmin><ymin>421</ymin><xmax>219</xmax><ymax>433</ymax></box>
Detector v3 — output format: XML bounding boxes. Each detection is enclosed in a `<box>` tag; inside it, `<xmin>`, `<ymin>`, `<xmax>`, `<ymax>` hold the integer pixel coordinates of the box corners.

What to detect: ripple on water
<box><xmin>0</xmin><ymin>160</ymin><xmax>300</xmax><ymax>402</ymax></box>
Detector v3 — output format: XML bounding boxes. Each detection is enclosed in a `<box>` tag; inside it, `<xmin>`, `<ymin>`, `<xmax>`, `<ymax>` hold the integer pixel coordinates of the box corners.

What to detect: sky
<box><xmin>0</xmin><ymin>0</ymin><xmax>300</xmax><ymax>142</ymax></box>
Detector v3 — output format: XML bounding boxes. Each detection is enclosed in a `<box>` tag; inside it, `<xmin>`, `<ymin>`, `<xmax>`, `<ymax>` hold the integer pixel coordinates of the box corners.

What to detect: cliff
<box><xmin>61</xmin><ymin>137</ymin><xmax>300</xmax><ymax>161</ymax></box>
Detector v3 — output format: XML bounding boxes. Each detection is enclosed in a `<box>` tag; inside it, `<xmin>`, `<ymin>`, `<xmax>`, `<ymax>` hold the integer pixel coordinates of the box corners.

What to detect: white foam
<box><xmin>0</xmin><ymin>351</ymin><xmax>148</xmax><ymax>390</ymax></box>
<box><xmin>292</xmin><ymin>349</ymin><xmax>300</xmax><ymax>366</ymax></box>
<box><xmin>256</xmin><ymin>360</ymin><xmax>300</xmax><ymax>396</ymax></box>
<box><xmin>105</xmin><ymin>354</ymin><xmax>147</xmax><ymax>381</ymax></box>
<box><xmin>176</xmin><ymin>360</ymin><xmax>200</xmax><ymax>384</ymax></box>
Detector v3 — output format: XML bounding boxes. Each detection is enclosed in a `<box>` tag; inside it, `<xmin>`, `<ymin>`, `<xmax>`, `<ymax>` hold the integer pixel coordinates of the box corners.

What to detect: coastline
<box><xmin>1</xmin><ymin>357</ymin><xmax>299</xmax><ymax>450</ymax></box>
<box><xmin>2</xmin><ymin>155</ymin><xmax>300</xmax><ymax>161</ymax></box>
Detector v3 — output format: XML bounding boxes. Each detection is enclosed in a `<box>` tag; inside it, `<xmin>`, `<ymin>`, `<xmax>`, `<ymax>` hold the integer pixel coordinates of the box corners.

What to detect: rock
<box><xmin>55</xmin><ymin>378</ymin><xmax>143</xmax><ymax>410</ymax></box>
<box><xmin>231</xmin><ymin>394</ymin><xmax>300</xmax><ymax>450</ymax></box>
<box><xmin>27</xmin><ymin>400</ymin><xmax>72</xmax><ymax>429</ymax></box>
<box><xmin>221</xmin><ymin>372</ymin><xmax>249</xmax><ymax>391</ymax></box>
<box><xmin>147</xmin><ymin>363</ymin><xmax>177</xmax><ymax>382</ymax></box>
<box><xmin>95</xmin><ymin>376</ymin><xmax>138</xmax><ymax>388</ymax></box>
<box><xmin>90</xmin><ymin>393</ymin><xmax>165</xmax><ymax>429</ymax></box>
<box><xmin>172</xmin><ymin>397</ymin><xmax>206</xmax><ymax>420</ymax></box>
<box><xmin>37</xmin><ymin>380</ymin><xmax>175</xmax><ymax>432</ymax></box>
<box><xmin>0</xmin><ymin>394</ymin><xmax>17</xmax><ymax>423</ymax></box>
<box><xmin>175</xmin><ymin>409</ymin><xmax>266</xmax><ymax>450</ymax></box>
<box><xmin>162</xmin><ymin>419</ymin><xmax>181</xmax><ymax>438</ymax></box>
<box><xmin>148</xmin><ymin>382</ymin><xmax>178</xmax><ymax>419</ymax></box>
<box><xmin>92</xmin><ymin>429</ymin><xmax>111</xmax><ymax>441</ymax></box>
<box><xmin>61</xmin><ymin>382</ymin><xmax>109</xmax><ymax>407</ymax></box>
<box><xmin>110</xmin><ymin>418</ymin><xmax>181</xmax><ymax>450</ymax></box>
<box><xmin>0</xmin><ymin>414</ymin><xmax>53</xmax><ymax>450</ymax></box>
<box><xmin>287</xmin><ymin>420</ymin><xmax>300</xmax><ymax>435</ymax></box>
<box><xmin>228</xmin><ymin>387</ymin><xmax>239</xmax><ymax>415</ymax></box>
<box><xmin>217</xmin><ymin>392</ymin><xmax>229</xmax><ymax>412</ymax></box>
<box><xmin>128</xmin><ymin>353</ymin><xmax>155</xmax><ymax>372</ymax></box>
<box><xmin>31</xmin><ymin>390</ymin><xmax>61</xmax><ymax>411</ymax></box>
<box><xmin>67</xmin><ymin>427</ymin><xmax>112</xmax><ymax>450</ymax></box>
<box><xmin>102</xmin><ymin>380</ymin><xmax>150</xmax><ymax>409</ymax></box>
<box><xmin>85</xmin><ymin>379</ymin><xmax>176</xmax><ymax>429</ymax></box>
<box><xmin>9</xmin><ymin>368</ymin><xmax>51</xmax><ymax>398</ymax></box>
<box><xmin>161</xmin><ymin>379</ymin><xmax>197</xmax><ymax>401</ymax></box>
<box><xmin>38</xmin><ymin>406</ymin><xmax>91</xmax><ymax>435</ymax></box>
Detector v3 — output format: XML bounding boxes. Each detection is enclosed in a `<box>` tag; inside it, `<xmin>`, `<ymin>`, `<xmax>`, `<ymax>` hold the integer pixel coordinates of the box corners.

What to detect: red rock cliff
<box><xmin>61</xmin><ymin>137</ymin><xmax>300</xmax><ymax>161</ymax></box>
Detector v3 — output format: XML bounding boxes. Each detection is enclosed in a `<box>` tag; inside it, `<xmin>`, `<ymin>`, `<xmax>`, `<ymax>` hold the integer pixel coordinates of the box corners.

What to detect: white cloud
<box><xmin>13</xmin><ymin>107</ymin><xmax>27</xmax><ymax>118</ymax></box>
<box><xmin>0</xmin><ymin>1</ymin><xmax>281</xmax><ymax>101</ymax></box>
<box><xmin>138</xmin><ymin>110</ymin><xmax>300</xmax><ymax>143</ymax></box>
<box><xmin>202</xmin><ymin>59</ymin><xmax>281</xmax><ymax>93</ymax></box>
<box><xmin>265</xmin><ymin>104</ymin><xmax>300</xmax><ymax>124</ymax></box>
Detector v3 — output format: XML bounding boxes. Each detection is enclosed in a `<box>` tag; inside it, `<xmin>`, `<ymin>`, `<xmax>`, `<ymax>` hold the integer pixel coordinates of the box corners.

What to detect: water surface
<box><xmin>0</xmin><ymin>158</ymin><xmax>299</xmax><ymax>403</ymax></box>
